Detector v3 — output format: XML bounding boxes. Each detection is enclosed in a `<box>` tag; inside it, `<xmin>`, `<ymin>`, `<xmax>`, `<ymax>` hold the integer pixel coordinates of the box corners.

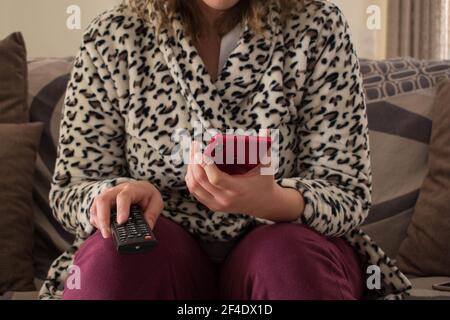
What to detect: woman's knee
<box><xmin>220</xmin><ymin>223</ymin><xmax>363</xmax><ymax>299</ymax></box>
<box><xmin>63</xmin><ymin>217</ymin><xmax>216</xmax><ymax>300</ymax></box>
<box><xmin>228</xmin><ymin>223</ymin><xmax>329</xmax><ymax>269</ymax></box>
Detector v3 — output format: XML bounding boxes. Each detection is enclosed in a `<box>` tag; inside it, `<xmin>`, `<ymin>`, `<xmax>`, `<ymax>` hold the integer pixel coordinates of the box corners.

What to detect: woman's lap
<box><xmin>63</xmin><ymin>218</ymin><xmax>364</xmax><ymax>300</ymax></box>
<box><xmin>63</xmin><ymin>216</ymin><xmax>217</xmax><ymax>300</ymax></box>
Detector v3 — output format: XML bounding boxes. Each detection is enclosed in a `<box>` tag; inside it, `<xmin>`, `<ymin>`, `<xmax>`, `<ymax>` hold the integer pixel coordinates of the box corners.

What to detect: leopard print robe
<box><xmin>39</xmin><ymin>0</ymin><xmax>412</xmax><ymax>299</ymax></box>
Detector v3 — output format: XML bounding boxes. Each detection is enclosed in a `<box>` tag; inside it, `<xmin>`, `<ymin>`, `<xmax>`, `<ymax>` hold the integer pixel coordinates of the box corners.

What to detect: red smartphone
<box><xmin>203</xmin><ymin>134</ymin><xmax>272</xmax><ymax>175</ymax></box>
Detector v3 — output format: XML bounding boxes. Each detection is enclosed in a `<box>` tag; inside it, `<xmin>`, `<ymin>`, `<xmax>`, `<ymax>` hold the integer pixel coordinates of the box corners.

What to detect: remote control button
<box><xmin>144</xmin><ymin>235</ymin><xmax>152</xmax><ymax>240</ymax></box>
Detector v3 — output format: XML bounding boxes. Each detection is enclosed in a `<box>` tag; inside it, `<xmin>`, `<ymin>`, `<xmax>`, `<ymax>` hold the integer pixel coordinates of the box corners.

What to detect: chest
<box><xmin>117</xmin><ymin>27</ymin><xmax>309</xmax><ymax>191</ymax></box>
<box><xmin>193</xmin><ymin>34</ymin><xmax>221</xmax><ymax>83</ymax></box>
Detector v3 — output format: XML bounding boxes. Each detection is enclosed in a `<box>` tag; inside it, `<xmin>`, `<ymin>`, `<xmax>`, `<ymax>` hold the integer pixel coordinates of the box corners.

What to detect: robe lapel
<box><xmin>158</xmin><ymin>17</ymin><xmax>229</xmax><ymax>132</ymax></box>
<box><xmin>215</xmin><ymin>21</ymin><xmax>281</xmax><ymax>117</ymax></box>
<box><xmin>157</xmin><ymin>6</ymin><xmax>282</xmax><ymax>132</ymax></box>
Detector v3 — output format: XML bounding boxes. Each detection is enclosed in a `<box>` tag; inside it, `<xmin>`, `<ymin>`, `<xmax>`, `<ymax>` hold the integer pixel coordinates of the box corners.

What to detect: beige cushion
<box><xmin>397</xmin><ymin>81</ymin><xmax>450</xmax><ymax>276</ymax></box>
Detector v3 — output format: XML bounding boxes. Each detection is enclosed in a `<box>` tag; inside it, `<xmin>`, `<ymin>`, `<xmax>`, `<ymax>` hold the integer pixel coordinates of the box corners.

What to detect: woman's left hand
<box><xmin>185</xmin><ymin>141</ymin><xmax>305</xmax><ymax>222</ymax></box>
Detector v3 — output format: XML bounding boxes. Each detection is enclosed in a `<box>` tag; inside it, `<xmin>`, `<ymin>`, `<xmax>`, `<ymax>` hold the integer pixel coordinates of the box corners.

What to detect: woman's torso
<box><xmin>92</xmin><ymin>5</ymin><xmax>314</xmax><ymax>240</ymax></box>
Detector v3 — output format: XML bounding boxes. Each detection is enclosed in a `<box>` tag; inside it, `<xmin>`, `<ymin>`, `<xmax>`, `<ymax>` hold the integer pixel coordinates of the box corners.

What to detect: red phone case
<box><xmin>203</xmin><ymin>134</ymin><xmax>272</xmax><ymax>175</ymax></box>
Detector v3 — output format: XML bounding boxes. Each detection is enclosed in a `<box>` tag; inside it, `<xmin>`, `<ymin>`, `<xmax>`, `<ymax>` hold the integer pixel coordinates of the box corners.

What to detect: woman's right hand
<box><xmin>89</xmin><ymin>181</ymin><xmax>164</xmax><ymax>239</ymax></box>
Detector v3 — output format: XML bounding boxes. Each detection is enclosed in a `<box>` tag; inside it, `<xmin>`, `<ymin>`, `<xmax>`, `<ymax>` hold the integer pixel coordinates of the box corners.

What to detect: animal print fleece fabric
<box><xmin>40</xmin><ymin>1</ymin><xmax>411</xmax><ymax>299</ymax></box>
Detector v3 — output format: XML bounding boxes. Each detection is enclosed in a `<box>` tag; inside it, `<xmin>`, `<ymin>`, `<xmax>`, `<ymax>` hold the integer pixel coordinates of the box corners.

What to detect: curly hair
<box><xmin>126</xmin><ymin>0</ymin><xmax>303</xmax><ymax>38</ymax></box>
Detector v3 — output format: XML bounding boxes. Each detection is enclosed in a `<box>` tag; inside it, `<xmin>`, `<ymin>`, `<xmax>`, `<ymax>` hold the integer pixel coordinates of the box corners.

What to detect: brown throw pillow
<box><xmin>0</xmin><ymin>122</ymin><xmax>43</xmax><ymax>293</ymax></box>
<box><xmin>0</xmin><ymin>32</ymin><xmax>28</xmax><ymax>123</ymax></box>
<box><xmin>397</xmin><ymin>81</ymin><xmax>450</xmax><ymax>276</ymax></box>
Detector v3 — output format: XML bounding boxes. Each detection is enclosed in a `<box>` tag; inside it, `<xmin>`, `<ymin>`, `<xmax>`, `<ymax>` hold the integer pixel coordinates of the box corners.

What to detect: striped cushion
<box><xmin>27</xmin><ymin>58</ymin><xmax>74</xmax><ymax>279</ymax></box>
<box><xmin>360</xmin><ymin>58</ymin><xmax>450</xmax><ymax>256</ymax></box>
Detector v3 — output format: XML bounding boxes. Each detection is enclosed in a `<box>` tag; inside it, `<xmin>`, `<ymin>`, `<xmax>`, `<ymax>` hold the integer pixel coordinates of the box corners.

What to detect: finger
<box><xmin>89</xmin><ymin>212</ymin><xmax>98</xmax><ymax>229</ymax></box>
<box><xmin>96</xmin><ymin>201</ymin><xmax>112</xmax><ymax>238</ymax></box>
<box><xmin>194</xmin><ymin>139</ymin><xmax>235</xmax><ymax>189</ymax></box>
<box><xmin>189</xmin><ymin>142</ymin><xmax>221</xmax><ymax>194</ymax></box>
<box><xmin>190</xmin><ymin>140</ymin><xmax>203</xmax><ymax>165</ymax></box>
<box><xmin>90</xmin><ymin>198</ymin><xmax>97</xmax><ymax>216</ymax></box>
<box><xmin>186</xmin><ymin>165</ymin><xmax>215</xmax><ymax>200</ymax></box>
<box><xmin>95</xmin><ymin>188</ymin><xmax>121</xmax><ymax>238</ymax></box>
<box><xmin>191</xmin><ymin>161</ymin><xmax>222</xmax><ymax>195</ymax></box>
<box><xmin>89</xmin><ymin>199</ymin><xmax>98</xmax><ymax>227</ymax></box>
<box><xmin>116</xmin><ymin>188</ymin><xmax>132</xmax><ymax>225</ymax></box>
<box><xmin>201</xmin><ymin>156</ymin><xmax>234</xmax><ymax>190</ymax></box>
<box><xmin>187</xmin><ymin>175</ymin><xmax>218</xmax><ymax>210</ymax></box>
<box><xmin>142</xmin><ymin>192</ymin><xmax>163</xmax><ymax>230</ymax></box>
<box><xmin>190</xmin><ymin>185</ymin><xmax>215</xmax><ymax>206</ymax></box>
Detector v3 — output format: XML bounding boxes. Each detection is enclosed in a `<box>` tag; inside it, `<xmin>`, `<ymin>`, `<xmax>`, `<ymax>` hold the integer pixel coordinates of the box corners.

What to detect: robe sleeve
<box><xmin>278</xmin><ymin>5</ymin><xmax>372</xmax><ymax>237</ymax></box>
<box><xmin>49</xmin><ymin>27</ymin><xmax>135</xmax><ymax>239</ymax></box>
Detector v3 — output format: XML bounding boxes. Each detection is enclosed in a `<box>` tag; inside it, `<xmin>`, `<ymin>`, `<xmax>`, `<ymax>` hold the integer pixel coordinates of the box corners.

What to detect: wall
<box><xmin>334</xmin><ymin>0</ymin><xmax>388</xmax><ymax>60</ymax></box>
<box><xmin>0</xmin><ymin>0</ymin><xmax>121</xmax><ymax>58</ymax></box>
<box><xmin>0</xmin><ymin>0</ymin><xmax>388</xmax><ymax>59</ymax></box>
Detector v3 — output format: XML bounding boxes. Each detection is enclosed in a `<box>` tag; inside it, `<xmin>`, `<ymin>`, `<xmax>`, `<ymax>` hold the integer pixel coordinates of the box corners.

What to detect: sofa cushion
<box><xmin>396</xmin><ymin>81</ymin><xmax>450</xmax><ymax>276</ymax></box>
<box><xmin>0</xmin><ymin>33</ymin><xmax>28</xmax><ymax>123</ymax></box>
<box><xmin>0</xmin><ymin>122</ymin><xmax>44</xmax><ymax>294</ymax></box>
<box><xmin>26</xmin><ymin>58</ymin><xmax>75</xmax><ymax>280</ymax></box>
<box><xmin>359</xmin><ymin>58</ymin><xmax>450</xmax><ymax>257</ymax></box>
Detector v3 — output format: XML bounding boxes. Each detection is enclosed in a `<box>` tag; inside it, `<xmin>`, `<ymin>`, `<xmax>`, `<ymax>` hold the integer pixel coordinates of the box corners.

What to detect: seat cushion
<box><xmin>407</xmin><ymin>277</ymin><xmax>450</xmax><ymax>299</ymax></box>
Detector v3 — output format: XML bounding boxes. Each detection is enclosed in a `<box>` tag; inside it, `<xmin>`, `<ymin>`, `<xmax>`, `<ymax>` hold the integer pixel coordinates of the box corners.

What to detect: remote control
<box><xmin>110</xmin><ymin>205</ymin><xmax>158</xmax><ymax>254</ymax></box>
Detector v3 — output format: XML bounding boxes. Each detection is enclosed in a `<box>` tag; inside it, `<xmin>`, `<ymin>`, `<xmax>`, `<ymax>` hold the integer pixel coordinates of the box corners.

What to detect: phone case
<box><xmin>203</xmin><ymin>134</ymin><xmax>272</xmax><ymax>175</ymax></box>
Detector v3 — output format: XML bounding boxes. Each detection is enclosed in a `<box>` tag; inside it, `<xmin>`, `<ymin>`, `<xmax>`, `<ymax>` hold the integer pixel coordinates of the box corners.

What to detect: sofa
<box><xmin>1</xmin><ymin>51</ymin><xmax>450</xmax><ymax>299</ymax></box>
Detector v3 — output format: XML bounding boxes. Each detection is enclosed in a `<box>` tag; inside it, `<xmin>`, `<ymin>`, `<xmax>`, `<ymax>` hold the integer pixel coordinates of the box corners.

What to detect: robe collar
<box><xmin>157</xmin><ymin>4</ymin><xmax>283</xmax><ymax>132</ymax></box>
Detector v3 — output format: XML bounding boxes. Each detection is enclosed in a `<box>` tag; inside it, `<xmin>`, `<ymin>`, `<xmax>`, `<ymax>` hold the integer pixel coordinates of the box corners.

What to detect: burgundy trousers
<box><xmin>63</xmin><ymin>217</ymin><xmax>365</xmax><ymax>300</ymax></box>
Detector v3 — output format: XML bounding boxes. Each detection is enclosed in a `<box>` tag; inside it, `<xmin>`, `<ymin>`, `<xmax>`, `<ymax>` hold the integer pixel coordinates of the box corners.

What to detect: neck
<box><xmin>195</xmin><ymin>0</ymin><xmax>225</xmax><ymax>28</ymax></box>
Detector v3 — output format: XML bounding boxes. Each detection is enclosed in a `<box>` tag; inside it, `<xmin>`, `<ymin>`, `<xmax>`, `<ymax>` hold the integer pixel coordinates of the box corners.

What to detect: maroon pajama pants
<box><xmin>63</xmin><ymin>217</ymin><xmax>365</xmax><ymax>300</ymax></box>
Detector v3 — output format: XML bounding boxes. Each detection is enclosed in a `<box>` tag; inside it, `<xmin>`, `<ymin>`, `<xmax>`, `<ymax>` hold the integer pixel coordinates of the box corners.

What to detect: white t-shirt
<box><xmin>218</xmin><ymin>24</ymin><xmax>243</xmax><ymax>73</ymax></box>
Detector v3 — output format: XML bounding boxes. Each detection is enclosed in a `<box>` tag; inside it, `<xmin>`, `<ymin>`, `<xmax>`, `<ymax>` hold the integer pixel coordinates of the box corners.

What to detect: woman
<box><xmin>40</xmin><ymin>0</ymin><xmax>411</xmax><ymax>299</ymax></box>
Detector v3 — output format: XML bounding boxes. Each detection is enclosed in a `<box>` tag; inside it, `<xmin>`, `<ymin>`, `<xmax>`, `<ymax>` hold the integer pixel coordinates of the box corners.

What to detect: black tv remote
<box><xmin>110</xmin><ymin>205</ymin><xmax>158</xmax><ymax>254</ymax></box>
